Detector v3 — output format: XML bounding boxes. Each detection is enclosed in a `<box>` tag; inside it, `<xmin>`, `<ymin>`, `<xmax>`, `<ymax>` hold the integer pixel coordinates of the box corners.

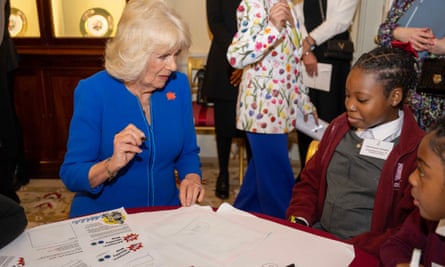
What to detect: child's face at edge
<box><xmin>409</xmin><ymin>132</ymin><xmax>445</xmax><ymax>221</ymax></box>
<box><xmin>344</xmin><ymin>68</ymin><xmax>401</xmax><ymax>130</ymax></box>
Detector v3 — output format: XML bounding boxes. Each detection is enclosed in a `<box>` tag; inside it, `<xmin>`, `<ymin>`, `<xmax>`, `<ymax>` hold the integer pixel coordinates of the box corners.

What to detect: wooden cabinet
<box><xmin>10</xmin><ymin>0</ymin><xmax>125</xmax><ymax>177</ymax></box>
<box><xmin>13</xmin><ymin>52</ymin><xmax>103</xmax><ymax>177</ymax></box>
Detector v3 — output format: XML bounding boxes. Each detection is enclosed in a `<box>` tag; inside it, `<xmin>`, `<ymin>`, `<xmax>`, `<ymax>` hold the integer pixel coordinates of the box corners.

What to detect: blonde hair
<box><xmin>105</xmin><ymin>0</ymin><xmax>191</xmax><ymax>82</ymax></box>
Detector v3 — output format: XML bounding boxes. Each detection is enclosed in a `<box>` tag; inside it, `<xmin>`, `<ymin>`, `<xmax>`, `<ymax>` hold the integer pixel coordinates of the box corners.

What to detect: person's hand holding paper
<box><xmin>301</xmin><ymin>63</ymin><xmax>333</xmax><ymax>92</ymax></box>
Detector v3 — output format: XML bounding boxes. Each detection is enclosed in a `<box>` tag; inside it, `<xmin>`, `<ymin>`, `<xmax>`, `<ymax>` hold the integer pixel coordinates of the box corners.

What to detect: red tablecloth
<box><xmin>127</xmin><ymin>206</ymin><xmax>379</xmax><ymax>267</ymax></box>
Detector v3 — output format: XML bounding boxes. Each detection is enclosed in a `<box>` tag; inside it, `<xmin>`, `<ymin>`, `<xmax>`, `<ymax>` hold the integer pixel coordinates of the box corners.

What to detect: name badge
<box><xmin>359</xmin><ymin>139</ymin><xmax>394</xmax><ymax>160</ymax></box>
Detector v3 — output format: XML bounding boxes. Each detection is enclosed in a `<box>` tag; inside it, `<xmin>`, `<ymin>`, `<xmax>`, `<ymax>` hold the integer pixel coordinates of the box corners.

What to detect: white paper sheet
<box><xmin>217</xmin><ymin>203</ymin><xmax>355</xmax><ymax>267</ymax></box>
<box><xmin>301</xmin><ymin>63</ymin><xmax>333</xmax><ymax>92</ymax></box>
<box><xmin>0</xmin><ymin>208</ymin><xmax>161</xmax><ymax>267</ymax></box>
<box><xmin>295</xmin><ymin>108</ymin><xmax>329</xmax><ymax>140</ymax></box>
<box><xmin>133</xmin><ymin>205</ymin><xmax>267</xmax><ymax>266</ymax></box>
<box><xmin>1</xmin><ymin>204</ymin><xmax>355</xmax><ymax>267</ymax></box>
<box><xmin>133</xmin><ymin>204</ymin><xmax>354</xmax><ymax>267</ymax></box>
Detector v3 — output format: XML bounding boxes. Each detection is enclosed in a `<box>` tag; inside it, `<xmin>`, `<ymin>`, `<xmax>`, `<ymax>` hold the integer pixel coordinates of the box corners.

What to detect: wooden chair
<box><xmin>187</xmin><ymin>56</ymin><xmax>246</xmax><ymax>184</ymax></box>
<box><xmin>305</xmin><ymin>140</ymin><xmax>320</xmax><ymax>163</ymax></box>
<box><xmin>187</xmin><ymin>56</ymin><xmax>206</xmax><ymax>98</ymax></box>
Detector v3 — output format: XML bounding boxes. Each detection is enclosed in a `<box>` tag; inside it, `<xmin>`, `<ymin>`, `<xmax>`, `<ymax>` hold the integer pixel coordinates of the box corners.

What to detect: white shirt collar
<box><xmin>356</xmin><ymin>110</ymin><xmax>404</xmax><ymax>141</ymax></box>
<box><xmin>436</xmin><ymin>219</ymin><xmax>445</xmax><ymax>237</ymax></box>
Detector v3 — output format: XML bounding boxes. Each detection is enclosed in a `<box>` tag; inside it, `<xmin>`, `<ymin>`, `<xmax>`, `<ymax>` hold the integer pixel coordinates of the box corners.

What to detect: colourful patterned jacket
<box><xmin>377</xmin><ymin>0</ymin><xmax>415</xmax><ymax>47</ymax></box>
<box><xmin>227</xmin><ymin>0</ymin><xmax>314</xmax><ymax>133</ymax></box>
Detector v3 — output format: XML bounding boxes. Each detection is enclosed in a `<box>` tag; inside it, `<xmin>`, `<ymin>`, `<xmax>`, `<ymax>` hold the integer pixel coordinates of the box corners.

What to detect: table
<box><xmin>127</xmin><ymin>206</ymin><xmax>379</xmax><ymax>267</ymax></box>
<box><xmin>0</xmin><ymin>205</ymin><xmax>379</xmax><ymax>266</ymax></box>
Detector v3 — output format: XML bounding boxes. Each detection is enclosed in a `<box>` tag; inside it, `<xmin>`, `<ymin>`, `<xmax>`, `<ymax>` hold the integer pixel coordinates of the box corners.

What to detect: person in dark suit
<box><xmin>0</xmin><ymin>193</ymin><xmax>27</xmax><ymax>249</ymax></box>
<box><xmin>0</xmin><ymin>0</ymin><xmax>28</xmax><ymax>203</ymax></box>
<box><xmin>295</xmin><ymin>0</ymin><xmax>358</xmax><ymax>174</ymax></box>
<box><xmin>202</xmin><ymin>0</ymin><xmax>250</xmax><ymax>199</ymax></box>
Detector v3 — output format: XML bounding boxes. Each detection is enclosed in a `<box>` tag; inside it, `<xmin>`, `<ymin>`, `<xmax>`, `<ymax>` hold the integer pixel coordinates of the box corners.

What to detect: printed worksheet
<box><xmin>0</xmin><ymin>208</ymin><xmax>163</xmax><ymax>267</ymax></box>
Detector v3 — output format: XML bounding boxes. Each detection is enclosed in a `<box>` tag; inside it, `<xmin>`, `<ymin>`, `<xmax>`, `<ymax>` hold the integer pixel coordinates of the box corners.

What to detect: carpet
<box><xmin>17</xmin><ymin>156</ymin><xmax>300</xmax><ymax>229</ymax></box>
<box><xmin>16</xmin><ymin>179</ymin><xmax>74</xmax><ymax>229</ymax></box>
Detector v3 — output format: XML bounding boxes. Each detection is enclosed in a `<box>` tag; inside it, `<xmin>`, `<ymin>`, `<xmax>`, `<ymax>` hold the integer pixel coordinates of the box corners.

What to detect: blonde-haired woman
<box><xmin>61</xmin><ymin>0</ymin><xmax>204</xmax><ymax>218</ymax></box>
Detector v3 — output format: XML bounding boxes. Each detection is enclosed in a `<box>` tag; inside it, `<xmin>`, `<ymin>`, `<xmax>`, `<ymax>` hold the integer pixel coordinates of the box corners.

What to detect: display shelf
<box><xmin>9</xmin><ymin>0</ymin><xmax>40</xmax><ymax>38</ymax></box>
<box><xmin>10</xmin><ymin>0</ymin><xmax>126</xmax><ymax>47</ymax></box>
<box><xmin>8</xmin><ymin>1</ymin><xmax>127</xmax><ymax>177</ymax></box>
<box><xmin>51</xmin><ymin>0</ymin><xmax>125</xmax><ymax>38</ymax></box>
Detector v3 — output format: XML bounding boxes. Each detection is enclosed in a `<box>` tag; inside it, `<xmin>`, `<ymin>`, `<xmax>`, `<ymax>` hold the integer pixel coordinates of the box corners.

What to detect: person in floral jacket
<box><xmin>377</xmin><ymin>0</ymin><xmax>445</xmax><ymax>131</ymax></box>
<box><xmin>226</xmin><ymin>0</ymin><xmax>317</xmax><ymax>218</ymax></box>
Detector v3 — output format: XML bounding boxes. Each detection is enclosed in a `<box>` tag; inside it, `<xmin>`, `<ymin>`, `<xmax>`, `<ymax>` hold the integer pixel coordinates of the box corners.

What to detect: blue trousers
<box><xmin>234</xmin><ymin>133</ymin><xmax>295</xmax><ymax>218</ymax></box>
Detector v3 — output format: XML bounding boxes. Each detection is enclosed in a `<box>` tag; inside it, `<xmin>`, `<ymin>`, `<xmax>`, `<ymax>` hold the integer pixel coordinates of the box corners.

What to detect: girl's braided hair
<box><xmin>429</xmin><ymin>116</ymin><xmax>445</xmax><ymax>167</ymax></box>
<box><xmin>352</xmin><ymin>46</ymin><xmax>419</xmax><ymax>107</ymax></box>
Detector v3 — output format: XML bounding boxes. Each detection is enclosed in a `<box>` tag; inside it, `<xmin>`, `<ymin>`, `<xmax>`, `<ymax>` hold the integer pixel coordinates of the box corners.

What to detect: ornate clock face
<box><xmin>80</xmin><ymin>8</ymin><xmax>113</xmax><ymax>37</ymax></box>
<box><xmin>8</xmin><ymin>7</ymin><xmax>27</xmax><ymax>37</ymax></box>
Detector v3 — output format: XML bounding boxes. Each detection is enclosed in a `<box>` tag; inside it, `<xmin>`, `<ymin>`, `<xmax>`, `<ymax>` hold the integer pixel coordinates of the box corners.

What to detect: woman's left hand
<box><xmin>393</xmin><ymin>27</ymin><xmax>435</xmax><ymax>51</ymax></box>
<box><xmin>179</xmin><ymin>174</ymin><xmax>205</xmax><ymax>206</ymax></box>
<box><xmin>429</xmin><ymin>36</ymin><xmax>445</xmax><ymax>55</ymax></box>
<box><xmin>303</xmin><ymin>102</ymin><xmax>319</xmax><ymax>125</ymax></box>
<box><xmin>230</xmin><ymin>69</ymin><xmax>243</xmax><ymax>86</ymax></box>
<box><xmin>302</xmin><ymin>52</ymin><xmax>318</xmax><ymax>76</ymax></box>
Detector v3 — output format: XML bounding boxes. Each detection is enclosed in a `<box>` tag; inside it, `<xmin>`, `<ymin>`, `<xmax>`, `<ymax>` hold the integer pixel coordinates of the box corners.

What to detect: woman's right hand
<box><xmin>230</xmin><ymin>69</ymin><xmax>243</xmax><ymax>86</ymax></box>
<box><xmin>429</xmin><ymin>36</ymin><xmax>445</xmax><ymax>55</ymax></box>
<box><xmin>393</xmin><ymin>27</ymin><xmax>435</xmax><ymax>51</ymax></box>
<box><xmin>89</xmin><ymin>124</ymin><xmax>146</xmax><ymax>188</ymax></box>
<box><xmin>110</xmin><ymin>124</ymin><xmax>146</xmax><ymax>171</ymax></box>
<box><xmin>269</xmin><ymin>0</ymin><xmax>293</xmax><ymax>31</ymax></box>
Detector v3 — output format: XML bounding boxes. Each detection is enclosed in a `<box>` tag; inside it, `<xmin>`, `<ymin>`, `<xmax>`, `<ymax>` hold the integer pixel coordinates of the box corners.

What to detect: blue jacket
<box><xmin>60</xmin><ymin>71</ymin><xmax>201</xmax><ymax>217</ymax></box>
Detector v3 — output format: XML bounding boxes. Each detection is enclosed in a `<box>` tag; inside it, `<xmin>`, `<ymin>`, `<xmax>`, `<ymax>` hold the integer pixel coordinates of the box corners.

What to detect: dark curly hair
<box><xmin>352</xmin><ymin>46</ymin><xmax>419</xmax><ymax>107</ymax></box>
<box><xmin>429</xmin><ymin>116</ymin><xmax>445</xmax><ymax>167</ymax></box>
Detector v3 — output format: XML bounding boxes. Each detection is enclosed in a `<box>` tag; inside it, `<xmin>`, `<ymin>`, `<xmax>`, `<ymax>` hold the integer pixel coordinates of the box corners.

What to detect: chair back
<box><xmin>305</xmin><ymin>140</ymin><xmax>320</xmax><ymax>163</ymax></box>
